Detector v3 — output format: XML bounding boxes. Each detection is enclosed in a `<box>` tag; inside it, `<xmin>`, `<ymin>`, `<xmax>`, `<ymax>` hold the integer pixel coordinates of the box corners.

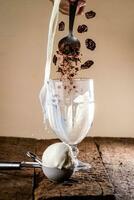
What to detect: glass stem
<box><xmin>70</xmin><ymin>144</ymin><xmax>91</xmax><ymax>171</ymax></box>
<box><xmin>70</xmin><ymin>145</ymin><xmax>79</xmax><ymax>167</ymax></box>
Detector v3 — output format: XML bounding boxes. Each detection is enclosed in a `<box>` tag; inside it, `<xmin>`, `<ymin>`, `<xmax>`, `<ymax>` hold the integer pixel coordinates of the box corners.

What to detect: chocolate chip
<box><xmin>81</xmin><ymin>60</ymin><xmax>94</xmax><ymax>69</ymax></box>
<box><xmin>70</xmin><ymin>73</ymin><xmax>74</xmax><ymax>77</ymax></box>
<box><xmin>85</xmin><ymin>39</ymin><xmax>96</xmax><ymax>50</ymax></box>
<box><xmin>77</xmin><ymin>24</ymin><xmax>88</xmax><ymax>33</ymax></box>
<box><xmin>75</xmin><ymin>67</ymin><xmax>79</xmax><ymax>71</ymax></box>
<box><xmin>85</xmin><ymin>11</ymin><xmax>96</xmax><ymax>19</ymax></box>
<box><xmin>57</xmin><ymin>67</ymin><xmax>63</xmax><ymax>73</ymax></box>
<box><xmin>53</xmin><ymin>54</ymin><xmax>57</xmax><ymax>65</ymax></box>
<box><xmin>58</xmin><ymin>21</ymin><xmax>65</xmax><ymax>31</ymax></box>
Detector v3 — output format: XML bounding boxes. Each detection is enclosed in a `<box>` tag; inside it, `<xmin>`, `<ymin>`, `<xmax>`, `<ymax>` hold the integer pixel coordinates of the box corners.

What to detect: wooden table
<box><xmin>35</xmin><ymin>138</ymin><xmax>115</xmax><ymax>200</ymax></box>
<box><xmin>0</xmin><ymin>137</ymin><xmax>133</xmax><ymax>200</ymax></box>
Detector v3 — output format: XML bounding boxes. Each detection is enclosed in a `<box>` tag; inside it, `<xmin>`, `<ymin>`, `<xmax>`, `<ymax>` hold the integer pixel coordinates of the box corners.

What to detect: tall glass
<box><xmin>45</xmin><ymin>79</ymin><xmax>94</xmax><ymax>171</ymax></box>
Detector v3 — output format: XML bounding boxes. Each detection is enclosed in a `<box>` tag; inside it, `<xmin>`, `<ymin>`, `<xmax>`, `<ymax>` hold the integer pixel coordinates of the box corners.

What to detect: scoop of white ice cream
<box><xmin>42</xmin><ymin>142</ymin><xmax>74</xmax><ymax>169</ymax></box>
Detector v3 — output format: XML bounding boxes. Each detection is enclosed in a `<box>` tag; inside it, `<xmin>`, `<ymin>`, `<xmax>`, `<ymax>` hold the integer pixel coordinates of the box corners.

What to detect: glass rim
<box><xmin>48</xmin><ymin>78</ymin><xmax>93</xmax><ymax>82</ymax></box>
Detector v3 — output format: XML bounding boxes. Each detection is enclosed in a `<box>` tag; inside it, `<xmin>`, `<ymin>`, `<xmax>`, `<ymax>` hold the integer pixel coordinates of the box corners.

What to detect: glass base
<box><xmin>70</xmin><ymin>145</ymin><xmax>91</xmax><ymax>172</ymax></box>
<box><xmin>74</xmin><ymin>159</ymin><xmax>91</xmax><ymax>171</ymax></box>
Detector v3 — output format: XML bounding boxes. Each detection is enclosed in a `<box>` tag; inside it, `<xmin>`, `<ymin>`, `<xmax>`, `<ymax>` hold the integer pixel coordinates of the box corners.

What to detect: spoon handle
<box><xmin>69</xmin><ymin>0</ymin><xmax>79</xmax><ymax>36</ymax></box>
<box><xmin>0</xmin><ymin>161</ymin><xmax>41</xmax><ymax>170</ymax></box>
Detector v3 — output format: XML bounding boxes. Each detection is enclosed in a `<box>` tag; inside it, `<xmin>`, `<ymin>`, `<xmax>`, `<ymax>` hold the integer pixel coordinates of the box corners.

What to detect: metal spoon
<box><xmin>58</xmin><ymin>0</ymin><xmax>80</xmax><ymax>56</ymax></box>
<box><xmin>0</xmin><ymin>152</ymin><xmax>42</xmax><ymax>170</ymax></box>
<box><xmin>26</xmin><ymin>151</ymin><xmax>42</xmax><ymax>166</ymax></box>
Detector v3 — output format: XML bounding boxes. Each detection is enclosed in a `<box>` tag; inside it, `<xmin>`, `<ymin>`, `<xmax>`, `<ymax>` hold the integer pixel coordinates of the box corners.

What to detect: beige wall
<box><xmin>0</xmin><ymin>0</ymin><xmax>134</xmax><ymax>139</ymax></box>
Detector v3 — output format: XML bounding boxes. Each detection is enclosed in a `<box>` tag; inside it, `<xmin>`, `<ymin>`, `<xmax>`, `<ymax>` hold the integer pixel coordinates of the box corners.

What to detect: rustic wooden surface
<box><xmin>94</xmin><ymin>138</ymin><xmax>134</xmax><ymax>200</ymax></box>
<box><xmin>0</xmin><ymin>137</ymin><xmax>36</xmax><ymax>200</ymax></box>
<box><xmin>35</xmin><ymin>138</ymin><xmax>115</xmax><ymax>200</ymax></box>
<box><xmin>0</xmin><ymin>137</ymin><xmax>134</xmax><ymax>200</ymax></box>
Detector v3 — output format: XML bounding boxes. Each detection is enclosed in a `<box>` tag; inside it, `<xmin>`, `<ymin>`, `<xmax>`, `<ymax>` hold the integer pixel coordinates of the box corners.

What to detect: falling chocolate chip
<box><xmin>75</xmin><ymin>67</ymin><xmax>79</xmax><ymax>71</ymax></box>
<box><xmin>70</xmin><ymin>73</ymin><xmax>74</xmax><ymax>77</ymax></box>
<box><xmin>77</xmin><ymin>24</ymin><xmax>88</xmax><ymax>33</ymax></box>
<box><xmin>58</xmin><ymin>21</ymin><xmax>65</xmax><ymax>31</ymax></box>
<box><xmin>85</xmin><ymin>39</ymin><xmax>96</xmax><ymax>50</ymax></box>
<box><xmin>53</xmin><ymin>54</ymin><xmax>57</xmax><ymax>65</ymax></box>
<box><xmin>57</xmin><ymin>67</ymin><xmax>63</xmax><ymax>73</ymax></box>
<box><xmin>81</xmin><ymin>60</ymin><xmax>94</xmax><ymax>69</ymax></box>
<box><xmin>85</xmin><ymin>11</ymin><xmax>96</xmax><ymax>19</ymax></box>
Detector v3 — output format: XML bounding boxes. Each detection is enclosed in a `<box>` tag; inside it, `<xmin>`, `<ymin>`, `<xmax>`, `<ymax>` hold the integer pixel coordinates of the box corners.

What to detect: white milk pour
<box><xmin>39</xmin><ymin>0</ymin><xmax>61</xmax><ymax>122</ymax></box>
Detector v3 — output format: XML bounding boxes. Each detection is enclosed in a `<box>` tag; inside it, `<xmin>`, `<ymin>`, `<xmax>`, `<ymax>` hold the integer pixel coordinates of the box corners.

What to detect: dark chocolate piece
<box><xmin>53</xmin><ymin>54</ymin><xmax>57</xmax><ymax>65</ymax></box>
<box><xmin>58</xmin><ymin>21</ymin><xmax>65</xmax><ymax>31</ymax></box>
<box><xmin>81</xmin><ymin>60</ymin><xmax>94</xmax><ymax>69</ymax></box>
<box><xmin>70</xmin><ymin>73</ymin><xmax>74</xmax><ymax>77</ymax></box>
<box><xmin>85</xmin><ymin>39</ymin><xmax>96</xmax><ymax>50</ymax></box>
<box><xmin>57</xmin><ymin>67</ymin><xmax>63</xmax><ymax>73</ymax></box>
<box><xmin>85</xmin><ymin>11</ymin><xmax>96</xmax><ymax>19</ymax></box>
<box><xmin>77</xmin><ymin>24</ymin><xmax>88</xmax><ymax>33</ymax></box>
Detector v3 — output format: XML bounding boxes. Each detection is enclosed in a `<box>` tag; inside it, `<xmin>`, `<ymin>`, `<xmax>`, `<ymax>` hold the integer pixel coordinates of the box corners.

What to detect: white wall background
<box><xmin>0</xmin><ymin>0</ymin><xmax>134</xmax><ymax>139</ymax></box>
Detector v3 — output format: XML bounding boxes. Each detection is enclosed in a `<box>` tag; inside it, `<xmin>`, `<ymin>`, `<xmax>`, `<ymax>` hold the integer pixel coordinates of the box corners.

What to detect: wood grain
<box><xmin>0</xmin><ymin>137</ymin><xmax>36</xmax><ymax>200</ymax></box>
<box><xmin>34</xmin><ymin>138</ymin><xmax>115</xmax><ymax>200</ymax></box>
<box><xmin>0</xmin><ymin>137</ymin><xmax>133</xmax><ymax>200</ymax></box>
<box><xmin>94</xmin><ymin>137</ymin><xmax>134</xmax><ymax>200</ymax></box>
